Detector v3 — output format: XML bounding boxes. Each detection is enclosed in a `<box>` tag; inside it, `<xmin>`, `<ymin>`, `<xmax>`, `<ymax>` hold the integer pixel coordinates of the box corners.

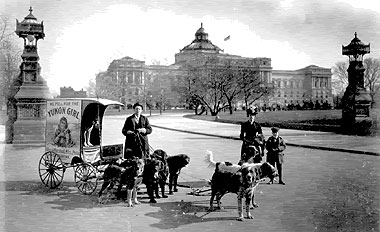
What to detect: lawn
<box><xmin>186</xmin><ymin>109</ymin><xmax>379</xmax><ymax>135</ymax></box>
<box><xmin>187</xmin><ymin>109</ymin><xmax>341</xmax><ymax>125</ymax></box>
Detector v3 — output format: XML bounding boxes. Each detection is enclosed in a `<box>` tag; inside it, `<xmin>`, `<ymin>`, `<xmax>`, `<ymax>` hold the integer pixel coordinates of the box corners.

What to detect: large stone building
<box><xmin>96</xmin><ymin>23</ymin><xmax>332</xmax><ymax>109</ymax></box>
<box><xmin>272</xmin><ymin>65</ymin><xmax>333</xmax><ymax>108</ymax></box>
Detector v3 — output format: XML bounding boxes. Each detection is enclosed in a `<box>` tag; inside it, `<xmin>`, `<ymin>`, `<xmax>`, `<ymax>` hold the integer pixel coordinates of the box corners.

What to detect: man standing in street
<box><xmin>122</xmin><ymin>102</ymin><xmax>152</xmax><ymax>159</ymax></box>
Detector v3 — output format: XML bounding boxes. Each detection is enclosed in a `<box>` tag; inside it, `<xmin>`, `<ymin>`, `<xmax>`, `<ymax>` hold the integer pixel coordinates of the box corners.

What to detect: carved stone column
<box><xmin>9</xmin><ymin>7</ymin><xmax>52</xmax><ymax>144</ymax></box>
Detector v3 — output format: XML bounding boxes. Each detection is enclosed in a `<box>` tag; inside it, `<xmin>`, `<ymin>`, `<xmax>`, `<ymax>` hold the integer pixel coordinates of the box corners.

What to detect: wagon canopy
<box><xmin>80</xmin><ymin>98</ymin><xmax>125</xmax><ymax>107</ymax></box>
<box><xmin>45</xmin><ymin>98</ymin><xmax>124</xmax><ymax>162</ymax></box>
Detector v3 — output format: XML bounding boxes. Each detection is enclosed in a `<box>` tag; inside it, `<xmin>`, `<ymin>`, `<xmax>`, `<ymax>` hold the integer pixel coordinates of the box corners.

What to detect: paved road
<box><xmin>0</xmin><ymin>113</ymin><xmax>379</xmax><ymax>232</ymax></box>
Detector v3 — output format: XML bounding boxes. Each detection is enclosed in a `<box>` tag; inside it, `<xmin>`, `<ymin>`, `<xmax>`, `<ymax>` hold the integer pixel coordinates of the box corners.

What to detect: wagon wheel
<box><xmin>74</xmin><ymin>163</ymin><xmax>98</xmax><ymax>195</ymax></box>
<box><xmin>38</xmin><ymin>151</ymin><xmax>65</xmax><ymax>189</ymax></box>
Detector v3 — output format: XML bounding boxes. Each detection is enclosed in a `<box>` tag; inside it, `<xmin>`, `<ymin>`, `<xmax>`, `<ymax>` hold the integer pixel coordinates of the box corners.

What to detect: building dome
<box><xmin>195</xmin><ymin>25</ymin><xmax>205</xmax><ymax>37</ymax></box>
<box><xmin>180</xmin><ymin>23</ymin><xmax>222</xmax><ymax>52</ymax></box>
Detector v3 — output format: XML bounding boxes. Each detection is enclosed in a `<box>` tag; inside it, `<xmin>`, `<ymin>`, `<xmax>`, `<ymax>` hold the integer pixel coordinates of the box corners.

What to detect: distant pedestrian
<box><xmin>122</xmin><ymin>102</ymin><xmax>152</xmax><ymax>159</ymax></box>
<box><xmin>266</xmin><ymin>127</ymin><xmax>286</xmax><ymax>185</ymax></box>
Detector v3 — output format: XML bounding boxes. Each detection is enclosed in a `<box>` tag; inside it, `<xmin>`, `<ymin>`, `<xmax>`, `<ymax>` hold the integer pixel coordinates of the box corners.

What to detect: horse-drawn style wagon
<box><xmin>38</xmin><ymin>98</ymin><xmax>124</xmax><ymax>194</ymax></box>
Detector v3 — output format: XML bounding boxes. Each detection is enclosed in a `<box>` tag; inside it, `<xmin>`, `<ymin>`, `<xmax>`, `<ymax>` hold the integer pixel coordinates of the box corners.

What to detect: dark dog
<box><xmin>205</xmin><ymin>151</ymin><xmax>278</xmax><ymax>221</ymax></box>
<box><xmin>98</xmin><ymin>157</ymin><xmax>144</xmax><ymax>206</ymax></box>
<box><xmin>151</xmin><ymin>149</ymin><xmax>169</xmax><ymax>199</ymax></box>
<box><xmin>167</xmin><ymin>154</ymin><xmax>190</xmax><ymax>194</ymax></box>
<box><xmin>142</xmin><ymin>158</ymin><xmax>165</xmax><ymax>203</ymax></box>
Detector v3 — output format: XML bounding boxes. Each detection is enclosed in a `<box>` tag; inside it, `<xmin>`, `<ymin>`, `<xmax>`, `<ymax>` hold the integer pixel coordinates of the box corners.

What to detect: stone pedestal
<box><xmin>12</xmin><ymin>82</ymin><xmax>51</xmax><ymax>144</ymax></box>
<box><xmin>341</xmin><ymin>86</ymin><xmax>373</xmax><ymax>135</ymax></box>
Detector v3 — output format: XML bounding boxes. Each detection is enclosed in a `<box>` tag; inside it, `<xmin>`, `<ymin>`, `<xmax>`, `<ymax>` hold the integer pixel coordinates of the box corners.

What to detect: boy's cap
<box><xmin>271</xmin><ymin>127</ymin><xmax>280</xmax><ymax>133</ymax></box>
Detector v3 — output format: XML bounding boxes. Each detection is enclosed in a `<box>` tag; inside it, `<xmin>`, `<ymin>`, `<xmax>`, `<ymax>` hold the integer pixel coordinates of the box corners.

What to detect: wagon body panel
<box><xmin>45</xmin><ymin>98</ymin><xmax>124</xmax><ymax>164</ymax></box>
<box><xmin>45</xmin><ymin>99</ymin><xmax>82</xmax><ymax>164</ymax></box>
<box><xmin>40</xmin><ymin>97</ymin><xmax>125</xmax><ymax>192</ymax></box>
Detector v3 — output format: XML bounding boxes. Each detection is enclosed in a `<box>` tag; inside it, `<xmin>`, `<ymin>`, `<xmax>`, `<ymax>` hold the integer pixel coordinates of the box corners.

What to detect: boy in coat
<box><xmin>266</xmin><ymin>127</ymin><xmax>286</xmax><ymax>185</ymax></box>
<box><xmin>122</xmin><ymin>103</ymin><xmax>152</xmax><ymax>159</ymax></box>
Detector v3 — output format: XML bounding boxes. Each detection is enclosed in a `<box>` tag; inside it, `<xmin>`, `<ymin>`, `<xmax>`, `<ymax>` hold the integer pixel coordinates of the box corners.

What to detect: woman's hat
<box><xmin>247</xmin><ymin>107</ymin><xmax>258</xmax><ymax>116</ymax></box>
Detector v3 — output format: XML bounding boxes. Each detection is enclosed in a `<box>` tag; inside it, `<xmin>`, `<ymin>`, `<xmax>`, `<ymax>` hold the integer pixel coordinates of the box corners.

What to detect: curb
<box><xmin>151</xmin><ymin>124</ymin><xmax>380</xmax><ymax>156</ymax></box>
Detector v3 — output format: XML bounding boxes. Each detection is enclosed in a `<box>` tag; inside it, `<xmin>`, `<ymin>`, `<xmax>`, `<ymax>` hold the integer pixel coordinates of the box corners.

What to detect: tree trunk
<box><xmin>229</xmin><ymin>106</ymin><xmax>233</xmax><ymax>114</ymax></box>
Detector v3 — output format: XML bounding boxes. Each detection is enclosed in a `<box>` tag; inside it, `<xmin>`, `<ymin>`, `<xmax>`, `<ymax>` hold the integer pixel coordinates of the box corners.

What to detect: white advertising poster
<box><xmin>45</xmin><ymin>100</ymin><xmax>81</xmax><ymax>163</ymax></box>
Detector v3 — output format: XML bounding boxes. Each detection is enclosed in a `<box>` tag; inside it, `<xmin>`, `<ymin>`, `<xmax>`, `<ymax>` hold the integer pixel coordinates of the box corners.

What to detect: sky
<box><xmin>1</xmin><ymin>0</ymin><xmax>380</xmax><ymax>95</ymax></box>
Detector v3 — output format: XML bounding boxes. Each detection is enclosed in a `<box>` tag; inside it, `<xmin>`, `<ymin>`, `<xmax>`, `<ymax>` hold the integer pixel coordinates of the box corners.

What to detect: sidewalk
<box><xmin>1</xmin><ymin>113</ymin><xmax>379</xmax><ymax>155</ymax></box>
<box><xmin>149</xmin><ymin>113</ymin><xmax>380</xmax><ymax>156</ymax></box>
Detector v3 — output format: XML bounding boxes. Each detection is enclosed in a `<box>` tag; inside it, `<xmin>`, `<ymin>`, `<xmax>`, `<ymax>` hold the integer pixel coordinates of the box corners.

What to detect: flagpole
<box><xmin>223</xmin><ymin>35</ymin><xmax>230</xmax><ymax>53</ymax></box>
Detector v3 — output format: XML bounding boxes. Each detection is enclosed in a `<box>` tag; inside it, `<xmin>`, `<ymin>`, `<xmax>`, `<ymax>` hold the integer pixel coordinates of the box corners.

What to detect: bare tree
<box><xmin>363</xmin><ymin>58</ymin><xmax>380</xmax><ymax>107</ymax></box>
<box><xmin>0</xmin><ymin>17</ymin><xmax>22</xmax><ymax>114</ymax></box>
<box><xmin>173</xmin><ymin>67</ymin><xmax>203</xmax><ymax>114</ymax></box>
<box><xmin>1</xmin><ymin>17</ymin><xmax>18</xmax><ymax>103</ymax></box>
<box><xmin>332</xmin><ymin>61</ymin><xmax>349</xmax><ymax>86</ymax></box>
<box><xmin>238</xmin><ymin>67</ymin><xmax>275</xmax><ymax>115</ymax></box>
<box><xmin>332</xmin><ymin>58</ymin><xmax>380</xmax><ymax>107</ymax></box>
<box><xmin>178</xmin><ymin>58</ymin><xmax>274</xmax><ymax>116</ymax></box>
<box><xmin>0</xmin><ymin>16</ymin><xmax>14</xmax><ymax>43</ymax></box>
<box><xmin>219</xmin><ymin>64</ymin><xmax>243</xmax><ymax>114</ymax></box>
<box><xmin>85</xmin><ymin>78</ymin><xmax>96</xmax><ymax>97</ymax></box>
<box><xmin>0</xmin><ymin>16</ymin><xmax>23</xmax><ymax>143</ymax></box>
<box><xmin>144</xmin><ymin>69</ymin><xmax>175</xmax><ymax>113</ymax></box>
<box><xmin>185</xmin><ymin>60</ymin><xmax>229</xmax><ymax>116</ymax></box>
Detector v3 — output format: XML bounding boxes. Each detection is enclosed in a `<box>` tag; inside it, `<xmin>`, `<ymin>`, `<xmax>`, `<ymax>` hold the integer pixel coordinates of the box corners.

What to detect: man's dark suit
<box><xmin>122</xmin><ymin>114</ymin><xmax>152</xmax><ymax>158</ymax></box>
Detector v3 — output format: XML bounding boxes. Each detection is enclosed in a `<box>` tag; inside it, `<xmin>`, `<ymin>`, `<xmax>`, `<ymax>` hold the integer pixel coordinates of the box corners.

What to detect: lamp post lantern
<box><xmin>341</xmin><ymin>32</ymin><xmax>372</xmax><ymax>134</ymax></box>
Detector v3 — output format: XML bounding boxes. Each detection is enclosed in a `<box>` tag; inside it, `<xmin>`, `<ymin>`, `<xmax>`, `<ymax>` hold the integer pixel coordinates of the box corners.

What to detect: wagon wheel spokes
<box><xmin>74</xmin><ymin>163</ymin><xmax>97</xmax><ymax>195</ymax></box>
<box><xmin>38</xmin><ymin>151</ymin><xmax>65</xmax><ymax>189</ymax></box>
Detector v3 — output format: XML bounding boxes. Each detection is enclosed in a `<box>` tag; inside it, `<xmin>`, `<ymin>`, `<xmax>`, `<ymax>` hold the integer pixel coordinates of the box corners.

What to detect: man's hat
<box><xmin>271</xmin><ymin>127</ymin><xmax>280</xmax><ymax>133</ymax></box>
<box><xmin>133</xmin><ymin>102</ymin><xmax>143</xmax><ymax>109</ymax></box>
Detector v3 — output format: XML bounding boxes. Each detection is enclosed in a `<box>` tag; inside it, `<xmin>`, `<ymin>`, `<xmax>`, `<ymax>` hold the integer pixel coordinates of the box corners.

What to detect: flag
<box><xmin>224</xmin><ymin>35</ymin><xmax>230</xmax><ymax>41</ymax></box>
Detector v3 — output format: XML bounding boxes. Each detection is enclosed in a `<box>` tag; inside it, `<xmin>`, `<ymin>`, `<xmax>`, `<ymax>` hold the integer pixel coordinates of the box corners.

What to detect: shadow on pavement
<box><xmin>2</xmin><ymin>180</ymin><xmax>142</xmax><ymax>210</ymax></box>
<box><xmin>2</xmin><ymin>180</ymin><xmax>241</xmax><ymax>228</ymax></box>
<box><xmin>145</xmin><ymin>200</ymin><xmax>237</xmax><ymax>230</ymax></box>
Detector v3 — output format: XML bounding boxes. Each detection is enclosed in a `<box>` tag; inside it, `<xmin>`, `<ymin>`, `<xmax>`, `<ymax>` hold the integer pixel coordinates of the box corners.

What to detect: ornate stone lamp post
<box><xmin>10</xmin><ymin>7</ymin><xmax>51</xmax><ymax>144</ymax></box>
<box><xmin>341</xmin><ymin>32</ymin><xmax>372</xmax><ymax>135</ymax></box>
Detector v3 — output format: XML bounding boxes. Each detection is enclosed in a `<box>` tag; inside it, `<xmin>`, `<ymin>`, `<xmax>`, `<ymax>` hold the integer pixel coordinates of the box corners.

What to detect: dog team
<box><xmin>98</xmin><ymin>102</ymin><xmax>190</xmax><ymax>206</ymax></box>
<box><xmin>98</xmin><ymin>103</ymin><xmax>286</xmax><ymax>221</ymax></box>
